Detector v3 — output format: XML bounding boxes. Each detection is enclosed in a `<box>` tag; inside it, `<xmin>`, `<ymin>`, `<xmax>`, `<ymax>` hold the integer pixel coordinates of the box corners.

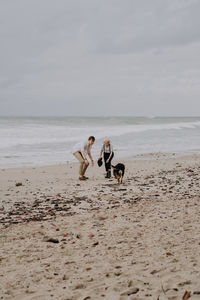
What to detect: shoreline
<box><xmin>1</xmin><ymin>149</ymin><xmax>200</xmax><ymax>170</ymax></box>
<box><xmin>1</xmin><ymin>153</ymin><xmax>200</xmax><ymax>299</ymax></box>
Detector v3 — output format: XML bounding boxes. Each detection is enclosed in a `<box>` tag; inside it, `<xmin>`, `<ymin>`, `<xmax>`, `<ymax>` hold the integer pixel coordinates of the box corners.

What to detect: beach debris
<box><xmin>182</xmin><ymin>291</ymin><xmax>191</xmax><ymax>300</ymax></box>
<box><xmin>179</xmin><ymin>281</ymin><xmax>191</xmax><ymax>286</ymax></box>
<box><xmin>43</xmin><ymin>237</ymin><xmax>59</xmax><ymax>243</ymax></box>
<box><xmin>193</xmin><ymin>291</ymin><xmax>200</xmax><ymax>295</ymax></box>
<box><xmin>92</xmin><ymin>241</ymin><xmax>99</xmax><ymax>247</ymax></box>
<box><xmin>120</xmin><ymin>287</ymin><xmax>139</xmax><ymax>296</ymax></box>
<box><xmin>128</xmin><ymin>280</ymin><xmax>133</xmax><ymax>287</ymax></box>
<box><xmin>88</xmin><ymin>233</ymin><xmax>94</xmax><ymax>239</ymax></box>
<box><xmin>161</xmin><ymin>283</ymin><xmax>166</xmax><ymax>295</ymax></box>
<box><xmin>73</xmin><ymin>283</ymin><xmax>86</xmax><ymax>290</ymax></box>
<box><xmin>93</xmin><ymin>222</ymin><xmax>103</xmax><ymax>227</ymax></box>
<box><xmin>150</xmin><ymin>269</ymin><xmax>160</xmax><ymax>275</ymax></box>
<box><xmin>114</xmin><ymin>271</ymin><xmax>121</xmax><ymax>276</ymax></box>
<box><xmin>15</xmin><ymin>182</ymin><xmax>22</xmax><ymax>186</ymax></box>
<box><xmin>97</xmin><ymin>215</ymin><xmax>107</xmax><ymax>221</ymax></box>
<box><xmin>74</xmin><ymin>196</ymin><xmax>87</xmax><ymax>201</ymax></box>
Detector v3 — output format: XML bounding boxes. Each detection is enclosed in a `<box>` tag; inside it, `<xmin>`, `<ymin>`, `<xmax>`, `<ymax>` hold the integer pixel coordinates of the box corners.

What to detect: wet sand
<box><xmin>0</xmin><ymin>153</ymin><xmax>200</xmax><ymax>299</ymax></box>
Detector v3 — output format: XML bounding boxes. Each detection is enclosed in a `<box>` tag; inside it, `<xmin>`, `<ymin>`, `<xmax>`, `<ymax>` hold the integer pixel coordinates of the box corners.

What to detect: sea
<box><xmin>0</xmin><ymin>116</ymin><xmax>200</xmax><ymax>168</ymax></box>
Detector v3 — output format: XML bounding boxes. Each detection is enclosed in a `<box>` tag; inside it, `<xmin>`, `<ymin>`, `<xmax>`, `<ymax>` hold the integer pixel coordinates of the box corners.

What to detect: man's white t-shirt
<box><xmin>73</xmin><ymin>141</ymin><xmax>92</xmax><ymax>157</ymax></box>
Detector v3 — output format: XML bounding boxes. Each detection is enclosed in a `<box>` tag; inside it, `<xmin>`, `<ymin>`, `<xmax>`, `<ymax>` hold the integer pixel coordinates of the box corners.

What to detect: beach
<box><xmin>1</xmin><ymin>153</ymin><xmax>200</xmax><ymax>300</ymax></box>
<box><xmin>1</xmin><ymin>0</ymin><xmax>200</xmax><ymax>298</ymax></box>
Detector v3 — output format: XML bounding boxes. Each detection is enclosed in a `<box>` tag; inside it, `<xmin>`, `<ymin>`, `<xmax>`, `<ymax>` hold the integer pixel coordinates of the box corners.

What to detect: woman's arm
<box><xmin>107</xmin><ymin>151</ymin><xmax>113</xmax><ymax>162</ymax></box>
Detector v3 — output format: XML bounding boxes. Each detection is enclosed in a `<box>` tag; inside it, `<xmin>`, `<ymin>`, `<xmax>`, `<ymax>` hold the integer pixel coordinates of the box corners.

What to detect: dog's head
<box><xmin>114</xmin><ymin>170</ymin><xmax>123</xmax><ymax>183</ymax></box>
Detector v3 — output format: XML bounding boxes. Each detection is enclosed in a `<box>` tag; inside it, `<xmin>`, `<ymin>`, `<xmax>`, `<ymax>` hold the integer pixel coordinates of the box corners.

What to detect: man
<box><xmin>73</xmin><ymin>136</ymin><xmax>95</xmax><ymax>180</ymax></box>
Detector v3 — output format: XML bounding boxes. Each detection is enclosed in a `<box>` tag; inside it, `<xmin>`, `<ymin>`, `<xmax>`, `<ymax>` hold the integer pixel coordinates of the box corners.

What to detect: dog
<box><xmin>112</xmin><ymin>163</ymin><xmax>125</xmax><ymax>184</ymax></box>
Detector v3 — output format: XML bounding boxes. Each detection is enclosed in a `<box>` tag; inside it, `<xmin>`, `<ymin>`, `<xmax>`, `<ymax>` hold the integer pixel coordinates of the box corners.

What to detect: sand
<box><xmin>0</xmin><ymin>153</ymin><xmax>200</xmax><ymax>300</ymax></box>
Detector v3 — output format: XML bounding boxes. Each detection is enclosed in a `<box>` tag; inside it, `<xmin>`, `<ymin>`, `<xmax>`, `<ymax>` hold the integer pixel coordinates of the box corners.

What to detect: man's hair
<box><xmin>88</xmin><ymin>136</ymin><xmax>95</xmax><ymax>142</ymax></box>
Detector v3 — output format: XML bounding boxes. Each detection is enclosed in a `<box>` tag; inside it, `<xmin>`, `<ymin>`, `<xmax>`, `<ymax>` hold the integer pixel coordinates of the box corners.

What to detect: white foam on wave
<box><xmin>96</xmin><ymin>120</ymin><xmax>200</xmax><ymax>140</ymax></box>
<box><xmin>1</xmin><ymin>120</ymin><xmax>200</xmax><ymax>149</ymax></box>
<box><xmin>0</xmin><ymin>117</ymin><xmax>200</xmax><ymax>167</ymax></box>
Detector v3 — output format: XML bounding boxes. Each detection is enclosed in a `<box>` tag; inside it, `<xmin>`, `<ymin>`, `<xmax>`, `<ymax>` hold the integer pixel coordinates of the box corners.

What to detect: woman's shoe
<box><xmin>105</xmin><ymin>172</ymin><xmax>109</xmax><ymax>178</ymax></box>
<box><xmin>108</xmin><ymin>170</ymin><xmax>111</xmax><ymax>178</ymax></box>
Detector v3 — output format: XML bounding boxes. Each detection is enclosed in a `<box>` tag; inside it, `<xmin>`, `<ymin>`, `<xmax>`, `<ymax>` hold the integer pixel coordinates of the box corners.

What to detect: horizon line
<box><xmin>0</xmin><ymin>115</ymin><xmax>200</xmax><ymax>118</ymax></box>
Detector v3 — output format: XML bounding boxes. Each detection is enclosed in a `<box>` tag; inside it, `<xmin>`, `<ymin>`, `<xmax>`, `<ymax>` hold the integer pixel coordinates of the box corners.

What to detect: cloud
<box><xmin>86</xmin><ymin>0</ymin><xmax>200</xmax><ymax>54</ymax></box>
<box><xmin>0</xmin><ymin>0</ymin><xmax>200</xmax><ymax>116</ymax></box>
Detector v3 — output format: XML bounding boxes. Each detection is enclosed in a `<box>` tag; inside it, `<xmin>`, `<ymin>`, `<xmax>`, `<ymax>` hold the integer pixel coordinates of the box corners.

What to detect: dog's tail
<box><xmin>111</xmin><ymin>165</ymin><xmax>116</xmax><ymax>169</ymax></box>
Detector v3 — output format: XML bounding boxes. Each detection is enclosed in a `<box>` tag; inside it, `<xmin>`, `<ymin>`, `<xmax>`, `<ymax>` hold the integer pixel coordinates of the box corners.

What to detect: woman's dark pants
<box><xmin>104</xmin><ymin>152</ymin><xmax>114</xmax><ymax>177</ymax></box>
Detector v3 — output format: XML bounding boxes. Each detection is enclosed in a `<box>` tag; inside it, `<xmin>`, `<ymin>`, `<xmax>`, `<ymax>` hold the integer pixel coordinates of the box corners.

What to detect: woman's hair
<box><xmin>104</xmin><ymin>139</ymin><xmax>110</xmax><ymax>144</ymax></box>
<box><xmin>88</xmin><ymin>136</ymin><xmax>95</xmax><ymax>142</ymax></box>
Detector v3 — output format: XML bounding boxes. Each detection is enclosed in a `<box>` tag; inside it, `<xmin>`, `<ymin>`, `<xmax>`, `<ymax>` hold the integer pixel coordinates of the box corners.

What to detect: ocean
<box><xmin>0</xmin><ymin>116</ymin><xmax>200</xmax><ymax>168</ymax></box>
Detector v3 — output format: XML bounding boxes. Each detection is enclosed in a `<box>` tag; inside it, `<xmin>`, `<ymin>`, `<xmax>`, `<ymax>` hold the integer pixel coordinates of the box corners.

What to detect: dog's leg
<box><xmin>119</xmin><ymin>171</ymin><xmax>122</xmax><ymax>184</ymax></box>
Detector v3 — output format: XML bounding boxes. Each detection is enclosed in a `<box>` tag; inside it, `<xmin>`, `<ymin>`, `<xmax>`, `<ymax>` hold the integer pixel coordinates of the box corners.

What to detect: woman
<box><xmin>99</xmin><ymin>139</ymin><xmax>114</xmax><ymax>178</ymax></box>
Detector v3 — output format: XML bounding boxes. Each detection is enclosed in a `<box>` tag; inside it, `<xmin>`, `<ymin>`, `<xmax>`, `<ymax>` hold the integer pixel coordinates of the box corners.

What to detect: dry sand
<box><xmin>0</xmin><ymin>153</ymin><xmax>200</xmax><ymax>300</ymax></box>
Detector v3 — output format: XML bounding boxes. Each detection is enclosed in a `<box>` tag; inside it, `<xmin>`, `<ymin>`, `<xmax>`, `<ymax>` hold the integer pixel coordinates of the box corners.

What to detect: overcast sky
<box><xmin>0</xmin><ymin>0</ymin><xmax>200</xmax><ymax>116</ymax></box>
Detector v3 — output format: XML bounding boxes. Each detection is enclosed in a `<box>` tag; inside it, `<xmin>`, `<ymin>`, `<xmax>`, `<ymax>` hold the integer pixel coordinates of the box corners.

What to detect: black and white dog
<box><xmin>112</xmin><ymin>163</ymin><xmax>125</xmax><ymax>184</ymax></box>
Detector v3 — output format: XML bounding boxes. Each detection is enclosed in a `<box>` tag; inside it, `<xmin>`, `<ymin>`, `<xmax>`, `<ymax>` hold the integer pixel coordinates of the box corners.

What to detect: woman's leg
<box><xmin>104</xmin><ymin>153</ymin><xmax>110</xmax><ymax>171</ymax></box>
<box><xmin>107</xmin><ymin>152</ymin><xmax>114</xmax><ymax>178</ymax></box>
<box><xmin>104</xmin><ymin>153</ymin><xmax>111</xmax><ymax>178</ymax></box>
<box><xmin>107</xmin><ymin>152</ymin><xmax>114</xmax><ymax>169</ymax></box>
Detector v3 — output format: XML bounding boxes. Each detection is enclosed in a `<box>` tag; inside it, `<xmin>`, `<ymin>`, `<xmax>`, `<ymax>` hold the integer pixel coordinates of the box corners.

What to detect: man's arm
<box><xmin>81</xmin><ymin>150</ymin><xmax>87</xmax><ymax>160</ymax></box>
<box><xmin>88</xmin><ymin>151</ymin><xmax>94</xmax><ymax>166</ymax></box>
<box><xmin>80</xmin><ymin>142</ymin><xmax>88</xmax><ymax>160</ymax></box>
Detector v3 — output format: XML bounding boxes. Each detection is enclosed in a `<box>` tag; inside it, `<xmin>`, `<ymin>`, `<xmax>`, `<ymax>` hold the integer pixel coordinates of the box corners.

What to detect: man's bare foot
<box><xmin>83</xmin><ymin>176</ymin><xmax>89</xmax><ymax>179</ymax></box>
<box><xmin>79</xmin><ymin>176</ymin><xmax>86</xmax><ymax>181</ymax></box>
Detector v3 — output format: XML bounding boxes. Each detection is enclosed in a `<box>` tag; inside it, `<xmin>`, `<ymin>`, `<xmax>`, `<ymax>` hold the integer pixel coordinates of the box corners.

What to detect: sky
<box><xmin>0</xmin><ymin>0</ymin><xmax>200</xmax><ymax>117</ymax></box>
